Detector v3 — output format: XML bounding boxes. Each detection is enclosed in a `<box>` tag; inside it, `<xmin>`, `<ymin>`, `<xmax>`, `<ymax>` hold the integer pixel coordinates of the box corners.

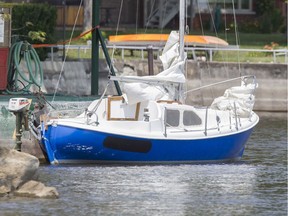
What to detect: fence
<box><xmin>56</xmin><ymin>6</ymin><xmax>84</xmax><ymax>27</ymax></box>
<box><xmin>47</xmin><ymin>44</ymin><xmax>288</xmax><ymax>64</ymax></box>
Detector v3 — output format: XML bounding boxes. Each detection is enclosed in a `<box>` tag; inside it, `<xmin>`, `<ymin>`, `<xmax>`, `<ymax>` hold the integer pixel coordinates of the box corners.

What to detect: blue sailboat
<box><xmin>38</xmin><ymin>0</ymin><xmax>259</xmax><ymax>164</ymax></box>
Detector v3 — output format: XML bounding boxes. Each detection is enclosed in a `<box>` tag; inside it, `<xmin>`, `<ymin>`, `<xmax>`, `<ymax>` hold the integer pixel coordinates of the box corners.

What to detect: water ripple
<box><xmin>0</xmin><ymin>114</ymin><xmax>287</xmax><ymax>216</ymax></box>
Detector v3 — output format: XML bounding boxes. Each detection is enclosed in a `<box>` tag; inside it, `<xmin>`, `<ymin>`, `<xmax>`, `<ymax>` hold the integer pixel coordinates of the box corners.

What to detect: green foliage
<box><xmin>254</xmin><ymin>0</ymin><xmax>284</xmax><ymax>33</ymax></box>
<box><xmin>238</xmin><ymin>20</ymin><xmax>260</xmax><ymax>33</ymax></box>
<box><xmin>254</xmin><ymin>0</ymin><xmax>274</xmax><ymax>15</ymax></box>
<box><xmin>258</xmin><ymin>13</ymin><xmax>272</xmax><ymax>33</ymax></box>
<box><xmin>81</xmin><ymin>31</ymin><xmax>107</xmax><ymax>41</ymax></box>
<box><xmin>28</xmin><ymin>31</ymin><xmax>46</xmax><ymax>42</ymax></box>
<box><xmin>258</xmin><ymin>9</ymin><xmax>284</xmax><ymax>33</ymax></box>
<box><xmin>82</xmin><ymin>32</ymin><xmax>92</xmax><ymax>41</ymax></box>
<box><xmin>0</xmin><ymin>13</ymin><xmax>11</xmax><ymax>21</ymax></box>
<box><xmin>12</xmin><ymin>3</ymin><xmax>57</xmax><ymax>60</ymax></box>
<box><xmin>270</xmin><ymin>9</ymin><xmax>284</xmax><ymax>33</ymax></box>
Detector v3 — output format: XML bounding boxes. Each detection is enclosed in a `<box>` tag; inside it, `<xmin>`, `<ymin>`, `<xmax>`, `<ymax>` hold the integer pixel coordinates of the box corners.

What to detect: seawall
<box><xmin>0</xmin><ymin>60</ymin><xmax>286</xmax><ymax>153</ymax></box>
<box><xmin>40</xmin><ymin>60</ymin><xmax>287</xmax><ymax>112</ymax></box>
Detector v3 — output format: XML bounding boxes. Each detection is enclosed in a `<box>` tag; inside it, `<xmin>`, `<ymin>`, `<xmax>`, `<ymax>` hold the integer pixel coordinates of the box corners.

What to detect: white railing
<box><xmin>47</xmin><ymin>44</ymin><xmax>288</xmax><ymax>64</ymax></box>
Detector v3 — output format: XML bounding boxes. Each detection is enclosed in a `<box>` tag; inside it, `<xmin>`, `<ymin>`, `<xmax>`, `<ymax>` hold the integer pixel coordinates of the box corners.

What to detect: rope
<box><xmin>6</xmin><ymin>41</ymin><xmax>43</xmax><ymax>94</ymax></box>
<box><xmin>231</xmin><ymin>0</ymin><xmax>242</xmax><ymax>76</ymax></box>
<box><xmin>51</xmin><ymin>0</ymin><xmax>83</xmax><ymax>104</ymax></box>
<box><xmin>111</xmin><ymin>0</ymin><xmax>124</xmax><ymax>61</ymax></box>
<box><xmin>32</xmin><ymin>26</ymin><xmax>97</xmax><ymax>48</ymax></box>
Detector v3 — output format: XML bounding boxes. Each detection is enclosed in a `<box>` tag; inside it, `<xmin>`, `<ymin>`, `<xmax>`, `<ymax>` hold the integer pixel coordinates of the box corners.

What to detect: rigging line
<box><xmin>222</xmin><ymin>0</ymin><xmax>230</xmax><ymax>78</ymax></box>
<box><xmin>196</xmin><ymin>0</ymin><xmax>205</xmax><ymax>93</ymax></box>
<box><xmin>196</xmin><ymin>0</ymin><xmax>204</xmax><ymax>35</ymax></box>
<box><xmin>157</xmin><ymin>0</ymin><xmax>167</xmax><ymax>48</ymax></box>
<box><xmin>199</xmin><ymin>0</ymin><xmax>216</xmax><ymax>100</ymax></box>
<box><xmin>207</xmin><ymin>2</ymin><xmax>218</xmax><ymax>38</ymax></box>
<box><xmin>160</xmin><ymin>0</ymin><xmax>167</xmax><ymax>34</ymax></box>
<box><xmin>111</xmin><ymin>0</ymin><xmax>124</xmax><ymax>61</ymax></box>
<box><xmin>206</xmin><ymin>2</ymin><xmax>223</xmax><ymax>53</ymax></box>
<box><xmin>205</xmin><ymin>1</ymin><xmax>230</xmax><ymax>96</ymax></box>
<box><xmin>224</xmin><ymin>0</ymin><xmax>228</xmax><ymax>44</ymax></box>
<box><xmin>185</xmin><ymin>0</ymin><xmax>188</xmax><ymax>31</ymax></box>
<box><xmin>51</xmin><ymin>0</ymin><xmax>83</xmax><ymax>104</ymax></box>
<box><xmin>206</xmin><ymin>1</ymin><xmax>228</xmax><ymax>73</ymax></box>
<box><xmin>144</xmin><ymin>0</ymin><xmax>156</xmax><ymax>33</ymax></box>
<box><xmin>136</xmin><ymin>0</ymin><xmax>139</xmax><ymax>34</ymax></box>
<box><xmin>89</xmin><ymin>81</ymin><xmax>110</xmax><ymax>114</ymax></box>
<box><xmin>223</xmin><ymin>0</ymin><xmax>229</xmax><ymax>70</ymax></box>
<box><xmin>231</xmin><ymin>0</ymin><xmax>242</xmax><ymax>76</ymax></box>
<box><xmin>184</xmin><ymin>75</ymin><xmax>252</xmax><ymax>94</ymax></box>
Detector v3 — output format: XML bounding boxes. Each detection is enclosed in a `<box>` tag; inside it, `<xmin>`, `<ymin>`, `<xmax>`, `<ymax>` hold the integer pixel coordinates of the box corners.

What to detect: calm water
<box><xmin>0</xmin><ymin>113</ymin><xmax>287</xmax><ymax>216</ymax></box>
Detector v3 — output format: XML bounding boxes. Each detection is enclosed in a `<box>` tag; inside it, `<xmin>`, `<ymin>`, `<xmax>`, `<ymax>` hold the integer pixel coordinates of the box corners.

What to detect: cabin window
<box><xmin>183</xmin><ymin>111</ymin><xmax>202</xmax><ymax>126</ymax></box>
<box><xmin>166</xmin><ymin>109</ymin><xmax>180</xmax><ymax>127</ymax></box>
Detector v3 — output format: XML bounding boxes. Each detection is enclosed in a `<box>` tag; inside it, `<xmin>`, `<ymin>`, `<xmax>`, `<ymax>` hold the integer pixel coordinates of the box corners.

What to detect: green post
<box><xmin>96</xmin><ymin>28</ymin><xmax>122</xmax><ymax>95</ymax></box>
<box><xmin>91</xmin><ymin>0</ymin><xmax>100</xmax><ymax>95</ymax></box>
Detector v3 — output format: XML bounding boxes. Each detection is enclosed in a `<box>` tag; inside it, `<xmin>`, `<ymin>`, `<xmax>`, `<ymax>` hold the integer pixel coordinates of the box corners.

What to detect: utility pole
<box><xmin>91</xmin><ymin>0</ymin><xmax>100</xmax><ymax>96</ymax></box>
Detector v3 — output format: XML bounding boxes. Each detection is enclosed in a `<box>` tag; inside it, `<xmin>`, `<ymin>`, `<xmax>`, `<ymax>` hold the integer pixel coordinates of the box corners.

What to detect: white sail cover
<box><xmin>113</xmin><ymin>31</ymin><xmax>186</xmax><ymax>105</ymax></box>
<box><xmin>211</xmin><ymin>82</ymin><xmax>258</xmax><ymax>118</ymax></box>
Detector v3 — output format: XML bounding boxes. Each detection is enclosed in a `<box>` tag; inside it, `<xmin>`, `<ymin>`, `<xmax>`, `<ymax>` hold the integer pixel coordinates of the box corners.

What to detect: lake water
<box><xmin>0</xmin><ymin>112</ymin><xmax>287</xmax><ymax>216</ymax></box>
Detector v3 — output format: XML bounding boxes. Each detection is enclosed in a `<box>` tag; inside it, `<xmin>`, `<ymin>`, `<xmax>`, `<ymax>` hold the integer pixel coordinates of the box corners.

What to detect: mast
<box><xmin>178</xmin><ymin>0</ymin><xmax>185</xmax><ymax>102</ymax></box>
<box><xmin>179</xmin><ymin>0</ymin><xmax>185</xmax><ymax>62</ymax></box>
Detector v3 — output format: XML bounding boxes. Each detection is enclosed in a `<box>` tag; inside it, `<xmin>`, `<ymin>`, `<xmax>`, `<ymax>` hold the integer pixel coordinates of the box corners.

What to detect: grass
<box><xmin>52</xmin><ymin>29</ymin><xmax>287</xmax><ymax>63</ymax></box>
<box><xmin>211</xmin><ymin>50</ymin><xmax>286</xmax><ymax>63</ymax></box>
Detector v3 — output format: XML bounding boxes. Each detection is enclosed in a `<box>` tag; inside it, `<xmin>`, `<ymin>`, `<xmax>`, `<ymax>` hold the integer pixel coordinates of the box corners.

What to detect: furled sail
<box><xmin>110</xmin><ymin>31</ymin><xmax>186</xmax><ymax>105</ymax></box>
<box><xmin>211</xmin><ymin>81</ymin><xmax>258</xmax><ymax>118</ymax></box>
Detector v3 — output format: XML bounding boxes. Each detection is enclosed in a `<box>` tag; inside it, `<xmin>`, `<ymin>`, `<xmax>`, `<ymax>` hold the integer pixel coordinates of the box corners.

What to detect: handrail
<box><xmin>163</xmin><ymin>107</ymin><xmax>167</xmax><ymax>137</ymax></box>
<box><xmin>46</xmin><ymin>44</ymin><xmax>288</xmax><ymax>64</ymax></box>
<box><xmin>204</xmin><ymin>107</ymin><xmax>208</xmax><ymax>136</ymax></box>
<box><xmin>233</xmin><ymin>102</ymin><xmax>238</xmax><ymax>131</ymax></box>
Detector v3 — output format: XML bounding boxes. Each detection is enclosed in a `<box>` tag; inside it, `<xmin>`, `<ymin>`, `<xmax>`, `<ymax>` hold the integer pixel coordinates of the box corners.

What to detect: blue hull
<box><xmin>42</xmin><ymin>125</ymin><xmax>254</xmax><ymax>164</ymax></box>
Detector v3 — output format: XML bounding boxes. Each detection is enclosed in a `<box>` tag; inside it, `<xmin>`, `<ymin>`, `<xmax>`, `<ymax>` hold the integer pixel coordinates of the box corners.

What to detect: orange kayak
<box><xmin>109</xmin><ymin>34</ymin><xmax>228</xmax><ymax>46</ymax></box>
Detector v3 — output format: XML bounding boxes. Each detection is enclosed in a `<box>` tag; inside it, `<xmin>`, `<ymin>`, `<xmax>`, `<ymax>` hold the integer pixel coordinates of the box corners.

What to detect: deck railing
<box><xmin>46</xmin><ymin>44</ymin><xmax>288</xmax><ymax>64</ymax></box>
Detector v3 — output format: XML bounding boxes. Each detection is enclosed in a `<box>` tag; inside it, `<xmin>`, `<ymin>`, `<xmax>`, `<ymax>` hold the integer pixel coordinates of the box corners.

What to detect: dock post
<box><xmin>147</xmin><ymin>45</ymin><xmax>154</xmax><ymax>76</ymax></box>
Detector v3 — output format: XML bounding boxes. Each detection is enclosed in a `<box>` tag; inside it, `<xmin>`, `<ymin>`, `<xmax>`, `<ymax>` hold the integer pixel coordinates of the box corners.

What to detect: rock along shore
<box><xmin>0</xmin><ymin>147</ymin><xmax>58</xmax><ymax>199</ymax></box>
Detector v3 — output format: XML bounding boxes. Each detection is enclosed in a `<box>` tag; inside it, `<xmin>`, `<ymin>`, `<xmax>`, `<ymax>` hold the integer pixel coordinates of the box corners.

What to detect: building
<box><xmin>3</xmin><ymin>0</ymin><xmax>287</xmax><ymax>32</ymax></box>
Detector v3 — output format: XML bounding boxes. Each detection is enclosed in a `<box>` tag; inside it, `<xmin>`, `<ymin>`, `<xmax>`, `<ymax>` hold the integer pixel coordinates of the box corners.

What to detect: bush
<box><xmin>12</xmin><ymin>3</ymin><xmax>57</xmax><ymax>60</ymax></box>
<box><xmin>82</xmin><ymin>31</ymin><xmax>107</xmax><ymax>42</ymax></box>
<box><xmin>258</xmin><ymin>13</ymin><xmax>272</xmax><ymax>33</ymax></box>
<box><xmin>239</xmin><ymin>20</ymin><xmax>260</xmax><ymax>33</ymax></box>
<box><xmin>270</xmin><ymin>9</ymin><xmax>284</xmax><ymax>33</ymax></box>
<box><xmin>258</xmin><ymin>9</ymin><xmax>284</xmax><ymax>33</ymax></box>
<box><xmin>254</xmin><ymin>0</ymin><xmax>274</xmax><ymax>15</ymax></box>
<box><xmin>254</xmin><ymin>0</ymin><xmax>284</xmax><ymax>34</ymax></box>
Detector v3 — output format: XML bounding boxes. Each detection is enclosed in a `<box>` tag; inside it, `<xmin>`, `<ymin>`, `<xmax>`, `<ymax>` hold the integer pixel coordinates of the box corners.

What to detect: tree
<box><xmin>254</xmin><ymin>0</ymin><xmax>285</xmax><ymax>33</ymax></box>
<box><xmin>12</xmin><ymin>3</ymin><xmax>57</xmax><ymax>60</ymax></box>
